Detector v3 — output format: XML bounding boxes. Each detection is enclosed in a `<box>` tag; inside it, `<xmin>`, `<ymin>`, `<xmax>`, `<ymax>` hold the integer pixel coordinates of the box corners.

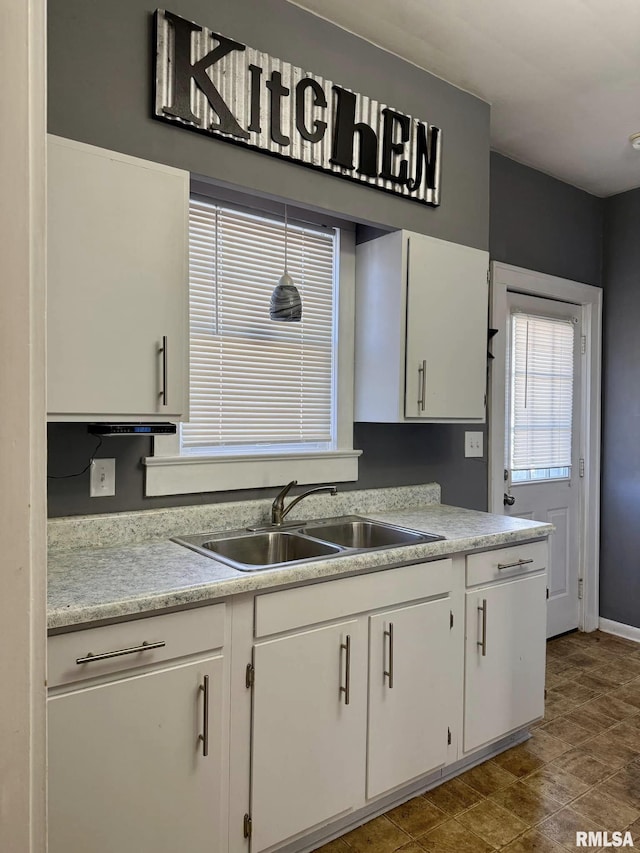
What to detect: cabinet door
<box><xmin>48</xmin><ymin>656</ymin><xmax>224</xmax><ymax>853</ymax></box>
<box><xmin>405</xmin><ymin>234</ymin><xmax>488</xmax><ymax>420</ymax></box>
<box><xmin>47</xmin><ymin>136</ymin><xmax>188</xmax><ymax>420</ymax></box>
<box><xmin>367</xmin><ymin>598</ymin><xmax>450</xmax><ymax>799</ymax></box>
<box><xmin>464</xmin><ymin>573</ymin><xmax>546</xmax><ymax>753</ymax></box>
<box><xmin>251</xmin><ymin>620</ymin><xmax>366</xmax><ymax>853</ymax></box>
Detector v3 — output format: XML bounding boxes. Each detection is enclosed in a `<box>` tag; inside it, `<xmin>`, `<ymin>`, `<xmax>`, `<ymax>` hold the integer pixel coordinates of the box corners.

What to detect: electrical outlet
<box><xmin>464</xmin><ymin>432</ymin><xmax>483</xmax><ymax>458</ymax></box>
<box><xmin>90</xmin><ymin>458</ymin><xmax>116</xmax><ymax>497</ymax></box>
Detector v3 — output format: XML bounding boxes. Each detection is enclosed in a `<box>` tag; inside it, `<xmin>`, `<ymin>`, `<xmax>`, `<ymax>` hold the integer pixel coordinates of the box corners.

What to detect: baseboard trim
<box><xmin>599</xmin><ymin>617</ymin><xmax>640</xmax><ymax>643</ymax></box>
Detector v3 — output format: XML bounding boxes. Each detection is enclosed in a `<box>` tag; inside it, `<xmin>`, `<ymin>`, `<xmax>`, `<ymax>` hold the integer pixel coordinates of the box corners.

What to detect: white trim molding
<box><xmin>489</xmin><ymin>262</ymin><xmax>602</xmax><ymax>635</ymax></box>
<box><xmin>145</xmin><ymin>449</ymin><xmax>361</xmax><ymax>496</ymax></box>
<box><xmin>0</xmin><ymin>0</ymin><xmax>47</xmax><ymax>849</ymax></box>
<box><xmin>598</xmin><ymin>618</ymin><xmax>640</xmax><ymax>644</ymax></box>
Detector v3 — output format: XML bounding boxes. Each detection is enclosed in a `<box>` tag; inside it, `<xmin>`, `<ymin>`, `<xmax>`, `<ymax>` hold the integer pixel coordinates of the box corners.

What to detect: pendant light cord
<box><xmin>284</xmin><ymin>204</ymin><xmax>288</xmax><ymax>274</ymax></box>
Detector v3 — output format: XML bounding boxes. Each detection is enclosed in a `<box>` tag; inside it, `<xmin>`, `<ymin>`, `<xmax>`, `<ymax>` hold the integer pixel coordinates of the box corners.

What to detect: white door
<box><xmin>48</xmin><ymin>657</ymin><xmax>224</xmax><ymax>853</ymax></box>
<box><xmin>367</xmin><ymin>598</ymin><xmax>450</xmax><ymax>799</ymax></box>
<box><xmin>464</xmin><ymin>573</ymin><xmax>547</xmax><ymax>753</ymax></box>
<box><xmin>251</xmin><ymin>620</ymin><xmax>366</xmax><ymax>853</ymax></box>
<box><xmin>504</xmin><ymin>293</ymin><xmax>581</xmax><ymax>637</ymax></box>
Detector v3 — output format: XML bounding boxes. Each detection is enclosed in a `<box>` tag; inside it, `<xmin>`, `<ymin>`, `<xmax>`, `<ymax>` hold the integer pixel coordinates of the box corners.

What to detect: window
<box><xmin>185</xmin><ymin>198</ymin><xmax>335</xmax><ymax>454</ymax></box>
<box><xmin>145</xmin><ymin>195</ymin><xmax>359</xmax><ymax>496</ymax></box>
<box><xmin>507</xmin><ymin>312</ymin><xmax>575</xmax><ymax>483</ymax></box>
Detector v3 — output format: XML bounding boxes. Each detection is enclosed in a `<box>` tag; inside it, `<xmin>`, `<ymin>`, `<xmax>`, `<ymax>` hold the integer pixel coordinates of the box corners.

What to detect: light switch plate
<box><xmin>464</xmin><ymin>432</ymin><xmax>483</xmax><ymax>458</ymax></box>
<box><xmin>90</xmin><ymin>458</ymin><xmax>116</xmax><ymax>497</ymax></box>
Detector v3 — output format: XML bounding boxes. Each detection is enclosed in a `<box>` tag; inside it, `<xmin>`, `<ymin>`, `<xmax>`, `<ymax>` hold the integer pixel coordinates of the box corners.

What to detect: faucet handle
<box><xmin>274</xmin><ymin>480</ymin><xmax>297</xmax><ymax>502</ymax></box>
<box><xmin>271</xmin><ymin>480</ymin><xmax>297</xmax><ymax>525</ymax></box>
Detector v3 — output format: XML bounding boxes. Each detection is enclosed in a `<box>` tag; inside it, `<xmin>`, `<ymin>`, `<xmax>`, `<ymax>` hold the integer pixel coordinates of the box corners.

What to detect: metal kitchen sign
<box><xmin>154</xmin><ymin>10</ymin><xmax>442</xmax><ymax>206</ymax></box>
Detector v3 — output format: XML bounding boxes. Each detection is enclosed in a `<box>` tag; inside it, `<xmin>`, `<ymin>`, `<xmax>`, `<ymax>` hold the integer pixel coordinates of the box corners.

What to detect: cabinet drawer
<box><xmin>48</xmin><ymin>603</ymin><xmax>225</xmax><ymax>688</ymax></box>
<box><xmin>466</xmin><ymin>541</ymin><xmax>547</xmax><ymax>588</ymax></box>
<box><xmin>255</xmin><ymin>559</ymin><xmax>452</xmax><ymax>638</ymax></box>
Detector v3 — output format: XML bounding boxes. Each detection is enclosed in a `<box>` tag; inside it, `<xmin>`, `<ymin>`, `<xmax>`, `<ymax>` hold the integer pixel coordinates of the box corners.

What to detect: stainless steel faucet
<box><xmin>271</xmin><ymin>480</ymin><xmax>338</xmax><ymax>525</ymax></box>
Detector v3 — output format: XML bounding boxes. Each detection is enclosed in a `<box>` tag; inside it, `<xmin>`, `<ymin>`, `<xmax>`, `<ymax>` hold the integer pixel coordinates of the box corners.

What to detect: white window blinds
<box><xmin>508</xmin><ymin>312</ymin><xmax>575</xmax><ymax>472</ymax></box>
<box><xmin>183</xmin><ymin>198</ymin><xmax>336</xmax><ymax>452</ymax></box>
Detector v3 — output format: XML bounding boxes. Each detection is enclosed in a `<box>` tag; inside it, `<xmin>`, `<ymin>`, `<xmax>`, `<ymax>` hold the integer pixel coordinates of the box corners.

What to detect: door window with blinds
<box><xmin>184</xmin><ymin>198</ymin><xmax>337</xmax><ymax>454</ymax></box>
<box><xmin>507</xmin><ymin>312</ymin><xmax>575</xmax><ymax>482</ymax></box>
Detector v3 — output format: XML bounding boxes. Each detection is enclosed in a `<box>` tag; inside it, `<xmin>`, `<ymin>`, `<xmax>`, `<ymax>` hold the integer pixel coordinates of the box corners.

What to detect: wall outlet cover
<box><xmin>90</xmin><ymin>458</ymin><xmax>116</xmax><ymax>497</ymax></box>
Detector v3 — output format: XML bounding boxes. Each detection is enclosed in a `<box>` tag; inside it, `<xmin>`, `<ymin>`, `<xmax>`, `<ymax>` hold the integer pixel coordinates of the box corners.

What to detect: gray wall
<box><xmin>47</xmin><ymin>0</ymin><xmax>491</xmax><ymax>517</ymax></box>
<box><xmin>48</xmin><ymin>0</ymin><xmax>489</xmax><ymax>249</ymax></box>
<box><xmin>490</xmin><ymin>153</ymin><xmax>603</xmax><ymax>287</ymax></box>
<box><xmin>600</xmin><ymin>189</ymin><xmax>640</xmax><ymax>629</ymax></box>
<box><xmin>47</xmin><ymin>422</ymin><xmax>487</xmax><ymax>516</ymax></box>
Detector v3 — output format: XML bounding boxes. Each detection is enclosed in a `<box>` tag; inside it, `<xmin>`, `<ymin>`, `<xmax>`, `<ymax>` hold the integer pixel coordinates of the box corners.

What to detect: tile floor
<box><xmin>316</xmin><ymin>630</ymin><xmax>640</xmax><ymax>853</ymax></box>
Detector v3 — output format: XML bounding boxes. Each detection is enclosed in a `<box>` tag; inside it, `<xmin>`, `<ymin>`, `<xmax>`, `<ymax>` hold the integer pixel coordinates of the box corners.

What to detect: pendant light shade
<box><xmin>270</xmin><ymin>205</ymin><xmax>302</xmax><ymax>322</ymax></box>
<box><xmin>270</xmin><ymin>272</ymin><xmax>302</xmax><ymax>321</ymax></box>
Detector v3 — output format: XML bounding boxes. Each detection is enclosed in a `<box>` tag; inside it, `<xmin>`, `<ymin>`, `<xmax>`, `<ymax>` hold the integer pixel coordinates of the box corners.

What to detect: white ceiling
<box><xmin>288</xmin><ymin>0</ymin><xmax>640</xmax><ymax>197</ymax></box>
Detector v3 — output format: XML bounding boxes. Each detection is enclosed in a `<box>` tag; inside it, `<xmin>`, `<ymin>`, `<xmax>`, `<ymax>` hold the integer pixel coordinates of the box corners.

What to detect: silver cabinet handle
<box><xmin>477</xmin><ymin>599</ymin><xmax>487</xmax><ymax>657</ymax></box>
<box><xmin>199</xmin><ymin>674</ymin><xmax>209</xmax><ymax>757</ymax></box>
<box><xmin>383</xmin><ymin>622</ymin><xmax>394</xmax><ymax>688</ymax></box>
<box><xmin>497</xmin><ymin>558</ymin><xmax>534</xmax><ymax>571</ymax></box>
<box><xmin>75</xmin><ymin>640</ymin><xmax>166</xmax><ymax>665</ymax></box>
<box><xmin>159</xmin><ymin>335</ymin><xmax>168</xmax><ymax>406</ymax></box>
<box><xmin>417</xmin><ymin>360</ymin><xmax>427</xmax><ymax>411</ymax></box>
<box><xmin>340</xmin><ymin>635</ymin><xmax>351</xmax><ymax>705</ymax></box>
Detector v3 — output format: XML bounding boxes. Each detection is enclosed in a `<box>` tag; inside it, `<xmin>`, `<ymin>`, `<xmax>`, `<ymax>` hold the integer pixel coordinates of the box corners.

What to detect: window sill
<box><xmin>143</xmin><ymin>449</ymin><xmax>361</xmax><ymax>496</ymax></box>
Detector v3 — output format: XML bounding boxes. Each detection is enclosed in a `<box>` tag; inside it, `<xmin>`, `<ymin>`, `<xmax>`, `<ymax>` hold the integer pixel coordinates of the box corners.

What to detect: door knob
<box><xmin>504</xmin><ymin>492</ymin><xmax>515</xmax><ymax>506</ymax></box>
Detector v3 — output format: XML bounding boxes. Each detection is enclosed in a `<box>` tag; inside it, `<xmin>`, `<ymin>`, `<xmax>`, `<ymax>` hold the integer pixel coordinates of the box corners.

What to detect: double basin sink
<box><xmin>172</xmin><ymin>515</ymin><xmax>444</xmax><ymax>572</ymax></box>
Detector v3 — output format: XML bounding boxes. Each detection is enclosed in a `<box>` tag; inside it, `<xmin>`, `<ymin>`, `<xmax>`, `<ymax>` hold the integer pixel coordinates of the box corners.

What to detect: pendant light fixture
<box><xmin>270</xmin><ymin>204</ymin><xmax>302</xmax><ymax>322</ymax></box>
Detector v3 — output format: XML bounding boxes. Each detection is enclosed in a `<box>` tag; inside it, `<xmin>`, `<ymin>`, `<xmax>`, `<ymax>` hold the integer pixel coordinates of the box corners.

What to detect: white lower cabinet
<box><xmin>47</xmin><ymin>544</ymin><xmax>548</xmax><ymax>853</ymax></box>
<box><xmin>464</xmin><ymin>551</ymin><xmax>547</xmax><ymax>753</ymax></box>
<box><xmin>47</xmin><ymin>604</ymin><xmax>228</xmax><ymax>853</ymax></box>
<box><xmin>367</xmin><ymin>598</ymin><xmax>451</xmax><ymax>799</ymax></box>
<box><xmin>249</xmin><ymin>560</ymin><xmax>454</xmax><ymax>852</ymax></box>
<box><xmin>48</xmin><ymin>657</ymin><xmax>225</xmax><ymax>853</ymax></box>
<box><xmin>251</xmin><ymin>620</ymin><xmax>367</xmax><ymax>853</ymax></box>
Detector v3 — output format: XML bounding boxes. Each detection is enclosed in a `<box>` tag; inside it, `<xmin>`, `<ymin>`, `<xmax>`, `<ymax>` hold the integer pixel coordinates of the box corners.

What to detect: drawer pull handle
<box><xmin>497</xmin><ymin>558</ymin><xmax>534</xmax><ymax>571</ymax></box>
<box><xmin>75</xmin><ymin>640</ymin><xmax>166</xmax><ymax>665</ymax></box>
<box><xmin>340</xmin><ymin>635</ymin><xmax>351</xmax><ymax>705</ymax></box>
<box><xmin>199</xmin><ymin>675</ymin><xmax>209</xmax><ymax>757</ymax></box>
<box><xmin>477</xmin><ymin>599</ymin><xmax>487</xmax><ymax>657</ymax></box>
<box><xmin>384</xmin><ymin>622</ymin><xmax>394</xmax><ymax>688</ymax></box>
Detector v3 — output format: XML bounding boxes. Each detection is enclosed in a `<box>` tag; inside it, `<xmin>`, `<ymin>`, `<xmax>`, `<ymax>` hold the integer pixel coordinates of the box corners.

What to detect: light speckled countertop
<box><xmin>48</xmin><ymin>496</ymin><xmax>552</xmax><ymax>631</ymax></box>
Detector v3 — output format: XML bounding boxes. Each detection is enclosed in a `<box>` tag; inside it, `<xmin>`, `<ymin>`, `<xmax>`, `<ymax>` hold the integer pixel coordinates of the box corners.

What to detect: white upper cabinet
<box><xmin>355</xmin><ymin>231</ymin><xmax>489</xmax><ymax>422</ymax></box>
<box><xmin>47</xmin><ymin>135</ymin><xmax>189</xmax><ymax>421</ymax></box>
